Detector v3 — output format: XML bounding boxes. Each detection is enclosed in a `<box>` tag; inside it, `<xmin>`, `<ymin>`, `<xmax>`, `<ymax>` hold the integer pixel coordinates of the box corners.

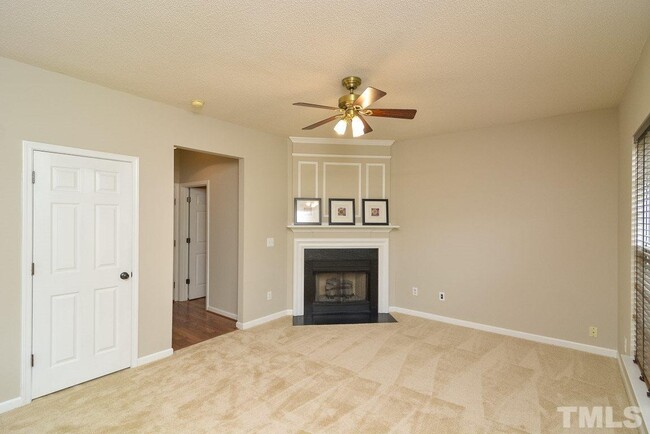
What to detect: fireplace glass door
<box><xmin>314</xmin><ymin>271</ymin><xmax>368</xmax><ymax>303</ymax></box>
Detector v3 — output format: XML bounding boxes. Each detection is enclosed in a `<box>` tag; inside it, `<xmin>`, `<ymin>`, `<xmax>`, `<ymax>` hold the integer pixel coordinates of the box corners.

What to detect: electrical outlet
<box><xmin>439</xmin><ymin>292</ymin><xmax>446</xmax><ymax>301</ymax></box>
<box><xmin>412</xmin><ymin>287</ymin><xmax>418</xmax><ymax>296</ymax></box>
<box><xmin>267</xmin><ymin>291</ymin><xmax>272</xmax><ymax>301</ymax></box>
<box><xmin>266</xmin><ymin>237</ymin><xmax>274</xmax><ymax>247</ymax></box>
<box><xmin>589</xmin><ymin>326</ymin><xmax>598</xmax><ymax>338</ymax></box>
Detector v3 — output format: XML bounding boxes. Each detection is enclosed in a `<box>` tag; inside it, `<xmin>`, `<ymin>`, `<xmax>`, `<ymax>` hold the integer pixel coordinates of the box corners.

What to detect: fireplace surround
<box><xmin>292</xmin><ymin>238</ymin><xmax>395</xmax><ymax>325</ymax></box>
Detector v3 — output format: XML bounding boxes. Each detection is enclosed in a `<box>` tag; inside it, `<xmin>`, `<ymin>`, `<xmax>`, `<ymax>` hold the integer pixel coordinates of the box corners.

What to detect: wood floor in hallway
<box><xmin>172</xmin><ymin>297</ymin><xmax>236</xmax><ymax>351</ymax></box>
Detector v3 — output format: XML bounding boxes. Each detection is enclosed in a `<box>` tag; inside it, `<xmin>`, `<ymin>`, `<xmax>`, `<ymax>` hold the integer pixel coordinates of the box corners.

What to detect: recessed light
<box><xmin>191</xmin><ymin>99</ymin><xmax>204</xmax><ymax>109</ymax></box>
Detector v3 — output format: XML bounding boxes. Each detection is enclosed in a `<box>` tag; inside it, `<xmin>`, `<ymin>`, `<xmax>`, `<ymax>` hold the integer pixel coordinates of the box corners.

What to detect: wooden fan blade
<box><xmin>302</xmin><ymin>115</ymin><xmax>341</xmax><ymax>130</ymax></box>
<box><xmin>357</xmin><ymin>115</ymin><xmax>373</xmax><ymax>136</ymax></box>
<box><xmin>293</xmin><ymin>102</ymin><xmax>340</xmax><ymax>110</ymax></box>
<box><xmin>353</xmin><ymin>87</ymin><xmax>387</xmax><ymax>109</ymax></box>
<box><xmin>366</xmin><ymin>108</ymin><xmax>417</xmax><ymax>119</ymax></box>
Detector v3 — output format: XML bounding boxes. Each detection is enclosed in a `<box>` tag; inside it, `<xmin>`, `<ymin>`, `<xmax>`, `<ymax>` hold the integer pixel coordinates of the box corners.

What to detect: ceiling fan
<box><xmin>293</xmin><ymin>76</ymin><xmax>417</xmax><ymax>138</ymax></box>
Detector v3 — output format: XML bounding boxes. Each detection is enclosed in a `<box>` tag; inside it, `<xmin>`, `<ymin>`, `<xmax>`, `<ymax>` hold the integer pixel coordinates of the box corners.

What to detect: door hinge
<box><xmin>31</xmin><ymin>354</ymin><xmax>34</xmax><ymax>367</ymax></box>
<box><xmin>173</xmin><ymin>281</ymin><xmax>175</xmax><ymax>289</ymax></box>
<box><xmin>173</xmin><ymin>240</ymin><xmax>176</xmax><ymax>247</ymax></box>
<box><xmin>32</xmin><ymin>171</ymin><xmax>36</xmax><ymax>184</ymax></box>
<box><xmin>186</xmin><ymin>196</ymin><xmax>191</xmax><ymax>203</ymax></box>
<box><xmin>185</xmin><ymin>278</ymin><xmax>190</xmax><ymax>284</ymax></box>
<box><xmin>186</xmin><ymin>238</ymin><xmax>191</xmax><ymax>244</ymax></box>
<box><xmin>174</xmin><ymin>198</ymin><xmax>176</xmax><ymax>206</ymax></box>
<box><xmin>31</xmin><ymin>263</ymin><xmax>34</xmax><ymax>276</ymax></box>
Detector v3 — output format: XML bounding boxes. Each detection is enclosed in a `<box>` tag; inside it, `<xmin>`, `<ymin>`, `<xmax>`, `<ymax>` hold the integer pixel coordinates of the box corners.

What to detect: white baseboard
<box><xmin>0</xmin><ymin>396</ymin><xmax>24</xmax><ymax>415</ymax></box>
<box><xmin>620</xmin><ymin>355</ymin><xmax>649</xmax><ymax>434</ymax></box>
<box><xmin>389</xmin><ymin>306</ymin><xmax>618</xmax><ymax>358</ymax></box>
<box><xmin>136</xmin><ymin>348</ymin><xmax>173</xmax><ymax>366</ymax></box>
<box><xmin>206</xmin><ymin>306</ymin><xmax>238</xmax><ymax>320</ymax></box>
<box><xmin>1</xmin><ymin>349</ymin><xmax>174</xmax><ymax>415</ymax></box>
<box><xmin>236</xmin><ymin>309</ymin><xmax>292</xmax><ymax>330</ymax></box>
<box><xmin>0</xmin><ymin>349</ymin><xmax>174</xmax><ymax>415</ymax></box>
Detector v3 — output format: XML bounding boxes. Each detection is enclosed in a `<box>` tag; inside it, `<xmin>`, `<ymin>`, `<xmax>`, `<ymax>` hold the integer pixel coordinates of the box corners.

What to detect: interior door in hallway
<box><xmin>32</xmin><ymin>151</ymin><xmax>133</xmax><ymax>399</ymax></box>
<box><xmin>187</xmin><ymin>187</ymin><xmax>207</xmax><ymax>300</ymax></box>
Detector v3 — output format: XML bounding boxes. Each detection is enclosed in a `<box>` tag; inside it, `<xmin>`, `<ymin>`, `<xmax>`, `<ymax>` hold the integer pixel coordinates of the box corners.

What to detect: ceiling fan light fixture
<box><xmin>294</xmin><ymin>76</ymin><xmax>417</xmax><ymax>135</ymax></box>
<box><xmin>334</xmin><ymin>118</ymin><xmax>348</xmax><ymax>135</ymax></box>
<box><xmin>351</xmin><ymin>116</ymin><xmax>365</xmax><ymax>137</ymax></box>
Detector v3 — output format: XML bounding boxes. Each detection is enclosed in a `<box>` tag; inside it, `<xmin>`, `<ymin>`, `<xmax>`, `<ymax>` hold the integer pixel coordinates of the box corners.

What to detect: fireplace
<box><xmin>295</xmin><ymin>247</ymin><xmax>395</xmax><ymax>325</ymax></box>
<box><xmin>315</xmin><ymin>271</ymin><xmax>367</xmax><ymax>304</ymax></box>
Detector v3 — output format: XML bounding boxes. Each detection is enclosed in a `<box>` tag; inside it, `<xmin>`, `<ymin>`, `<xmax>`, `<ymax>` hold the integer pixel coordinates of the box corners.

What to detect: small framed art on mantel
<box><xmin>328</xmin><ymin>198</ymin><xmax>355</xmax><ymax>225</ymax></box>
<box><xmin>294</xmin><ymin>198</ymin><xmax>322</xmax><ymax>225</ymax></box>
<box><xmin>362</xmin><ymin>199</ymin><xmax>389</xmax><ymax>225</ymax></box>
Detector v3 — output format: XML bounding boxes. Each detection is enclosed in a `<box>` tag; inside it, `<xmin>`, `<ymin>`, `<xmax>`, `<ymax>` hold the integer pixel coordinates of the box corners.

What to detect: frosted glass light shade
<box><xmin>351</xmin><ymin>116</ymin><xmax>364</xmax><ymax>137</ymax></box>
<box><xmin>334</xmin><ymin>119</ymin><xmax>347</xmax><ymax>135</ymax></box>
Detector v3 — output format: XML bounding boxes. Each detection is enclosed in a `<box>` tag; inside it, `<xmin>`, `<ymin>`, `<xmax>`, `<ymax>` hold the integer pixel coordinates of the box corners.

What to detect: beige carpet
<box><xmin>0</xmin><ymin>313</ymin><xmax>632</xmax><ymax>433</ymax></box>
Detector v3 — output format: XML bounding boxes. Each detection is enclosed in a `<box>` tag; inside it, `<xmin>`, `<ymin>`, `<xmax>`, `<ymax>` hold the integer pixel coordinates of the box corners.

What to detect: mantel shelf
<box><xmin>287</xmin><ymin>224</ymin><xmax>399</xmax><ymax>233</ymax></box>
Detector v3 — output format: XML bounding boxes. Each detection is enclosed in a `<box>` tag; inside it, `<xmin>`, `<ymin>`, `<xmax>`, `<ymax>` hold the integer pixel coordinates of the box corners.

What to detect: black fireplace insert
<box><xmin>294</xmin><ymin>248</ymin><xmax>396</xmax><ymax>325</ymax></box>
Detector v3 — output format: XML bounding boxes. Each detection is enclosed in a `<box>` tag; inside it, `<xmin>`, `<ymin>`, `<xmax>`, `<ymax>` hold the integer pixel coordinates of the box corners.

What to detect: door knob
<box><xmin>120</xmin><ymin>272</ymin><xmax>130</xmax><ymax>280</ymax></box>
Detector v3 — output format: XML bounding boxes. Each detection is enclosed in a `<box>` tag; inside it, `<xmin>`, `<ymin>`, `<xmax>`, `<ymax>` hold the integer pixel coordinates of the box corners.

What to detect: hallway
<box><xmin>172</xmin><ymin>298</ymin><xmax>236</xmax><ymax>351</ymax></box>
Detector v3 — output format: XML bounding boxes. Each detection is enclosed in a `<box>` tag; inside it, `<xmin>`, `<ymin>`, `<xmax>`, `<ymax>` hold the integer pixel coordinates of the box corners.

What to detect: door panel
<box><xmin>196</xmin><ymin>253</ymin><xmax>207</xmax><ymax>286</ymax></box>
<box><xmin>51</xmin><ymin>204</ymin><xmax>79</xmax><ymax>272</ymax></box>
<box><xmin>51</xmin><ymin>167</ymin><xmax>80</xmax><ymax>191</ymax></box>
<box><xmin>95</xmin><ymin>171</ymin><xmax>119</xmax><ymax>193</ymax></box>
<box><xmin>94</xmin><ymin>286</ymin><xmax>118</xmax><ymax>354</ymax></box>
<box><xmin>95</xmin><ymin>205</ymin><xmax>119</xmax><ymax>268</ymax></box>
<box><xmin>50</xmin><ymin>293</ymin><xmax>78</xmax><ymax>366</ymax></box>
<box><xmin>32</xmin><ymin>151</ymin><xmax>133</xmax><ymax>399</ymax></box>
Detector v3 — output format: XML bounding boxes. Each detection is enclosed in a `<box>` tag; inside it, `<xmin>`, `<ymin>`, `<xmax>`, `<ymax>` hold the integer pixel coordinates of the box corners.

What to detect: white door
<box><xmin>32</xmin><ymin>151</ymin><xmax>133</xmax><ymax>398</ymax></box>
<box><xmin>187</xmin><ymin>187</ymin><xmax>207</xmax><ymax>300</ymax></box>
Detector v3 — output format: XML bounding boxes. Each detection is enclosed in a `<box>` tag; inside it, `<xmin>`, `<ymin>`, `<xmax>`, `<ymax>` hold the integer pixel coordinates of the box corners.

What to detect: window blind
<box><xmin>634</xmin><ymin>118</ymin><xmax>650</xmax><ymax>393</ymax></box>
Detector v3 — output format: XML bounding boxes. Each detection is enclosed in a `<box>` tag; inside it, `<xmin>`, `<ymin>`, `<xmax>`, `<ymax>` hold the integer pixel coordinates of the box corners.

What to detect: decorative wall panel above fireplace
<box><xmin>290</xmin><ymin>137</ymin><xmax>392</xmax><ymax>226</ymax></box>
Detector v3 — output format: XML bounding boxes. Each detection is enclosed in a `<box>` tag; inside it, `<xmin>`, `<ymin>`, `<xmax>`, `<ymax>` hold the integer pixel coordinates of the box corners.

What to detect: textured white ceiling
<box><xmin>1</xmin><ymin>0</ymin><xmax>649</xmax><ymax>140</ymax></box>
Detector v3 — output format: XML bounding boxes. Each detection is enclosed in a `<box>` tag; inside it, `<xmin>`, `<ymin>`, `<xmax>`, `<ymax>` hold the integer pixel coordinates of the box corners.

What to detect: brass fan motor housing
<box><xmin>338</xmin><ymin>93</ymin><xmax>359</xmax><ymax>109</ymax></box>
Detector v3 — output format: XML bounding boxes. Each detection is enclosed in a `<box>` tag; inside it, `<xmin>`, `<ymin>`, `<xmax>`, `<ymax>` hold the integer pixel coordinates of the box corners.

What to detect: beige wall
<box><xmin>391</xmin><ymin>109</ymin><xmax>619</xmax><ymax>350</ymax></box>
<box><xmin>0</xmin><ymin>57</ymin><xmax>288</xmax><ymax>402</ymax></box>
<box><xmin>618</xmin><ymin>39</ymin><xmax>650</xmax><ymax>355</ymax></box>
<box><xmin>176</xmin><ymin>149</ymin><xmax>239</xmax><ymax>316</ymax></box>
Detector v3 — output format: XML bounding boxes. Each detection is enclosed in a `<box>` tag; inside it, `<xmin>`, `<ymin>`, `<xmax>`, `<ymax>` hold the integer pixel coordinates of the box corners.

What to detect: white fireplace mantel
<box><xmin>292</xmin><ymin>238</ymin><xmax>389</xmax><ymax>316</ymax></box>
<box><xmin>287</xmin><ymin>224</ymin><xmax>398</xmax><ymax>233</ymax></box>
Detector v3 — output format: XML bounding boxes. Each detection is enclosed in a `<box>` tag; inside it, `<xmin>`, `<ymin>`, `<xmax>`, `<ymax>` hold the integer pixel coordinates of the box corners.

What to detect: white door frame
<box><xmin>173</xmin><ymin>183</ymin><xmax>180</xmax><ymax>301</ymax></box>
<box><xmin>21</xmin><ymin>141</ymin><xmax>139</xmax><ymax>406</ymax></box>
<box><xmin>177</xmin><ymin>181</ymin><xmax>210</xmax><ymax>308</ymax></box>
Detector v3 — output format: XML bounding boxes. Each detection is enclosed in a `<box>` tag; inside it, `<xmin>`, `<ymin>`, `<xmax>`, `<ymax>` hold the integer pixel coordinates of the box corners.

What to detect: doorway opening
<box><xmin>173</xmin><ymin>148</ymin><xmax>239</xmax><ymax>350</ymax></box>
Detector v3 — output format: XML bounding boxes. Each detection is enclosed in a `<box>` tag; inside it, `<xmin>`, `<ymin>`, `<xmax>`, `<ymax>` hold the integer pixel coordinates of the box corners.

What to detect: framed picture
<box><xmin>328</xmin><ymin>198</ymin><xmax>355</xmax><ymax>225</ymax></box>
<box><xmin>294</xmin><ymin>198</ymin><xmax>322</xmax><ymax>225</ymax></box>
<box><xmin>362</xmin><ymin>199</ymin><xmax>389</xmax><ymax>225</ymax></box>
